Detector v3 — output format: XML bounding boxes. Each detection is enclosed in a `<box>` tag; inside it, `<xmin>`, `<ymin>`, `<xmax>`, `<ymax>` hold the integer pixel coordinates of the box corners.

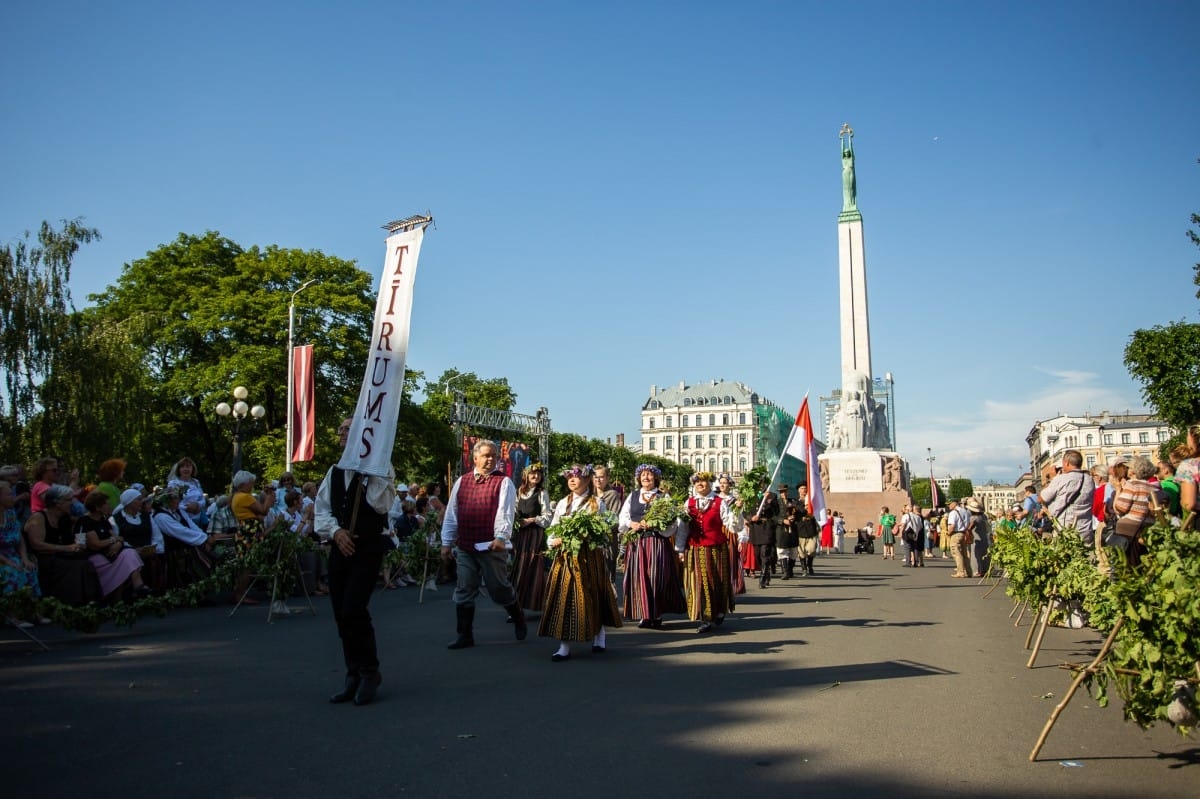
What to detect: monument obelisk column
<box><xmin>819</xmin><ymin>123</ymin><xmax>909</xmax><ymax>531</ymax></box>
<box><xmin>837</xmin><ymin>122</ymin><xmax>871</xmax><ymax>381</ymax></box>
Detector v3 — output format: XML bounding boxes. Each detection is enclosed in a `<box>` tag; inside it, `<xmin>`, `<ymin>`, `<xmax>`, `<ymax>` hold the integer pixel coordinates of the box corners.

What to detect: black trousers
<box><xmin>328</xmin><ymin>541</ymin><xmax>386</xmax><ymax>675</ymax></box>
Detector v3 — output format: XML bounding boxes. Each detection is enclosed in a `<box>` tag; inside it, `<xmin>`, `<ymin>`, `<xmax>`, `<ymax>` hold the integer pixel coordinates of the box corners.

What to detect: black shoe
<box><xmin>591</xmin><ymin>645</ymin><xmax>606</xmax><ymax>654</ymax></box>
<box><xmin>448</xmin><ymin>605</ymin><xmax>475</xmax><ymax>649</ymax></box>
<box><xmin>551</xmin><ymin>652</ymin><xmax>571</xmax><ymax>662</ymax></box>
<box><xmin>651</xmin><ymin>619</ymin><xmax>663</xmax><ymax>629</ymax></box>
<box><xmin>504</xmin><ymin>602</ymin><xmax>527</xmax><ymax>641</ymax></box>
<box><xmin>330</xmin><ymin>673</ymin><xmax>361</xmax><ymax>704</ymax></box>
<box><xmin>714</xmin><ymin>615</ymin><xmax>725</xmax><ymax>626</ymax></box>
<box><xmin>133</xmin><ymin>585</ymin><xmax>152</xmax><ymax>598</ymax></box>
<box><xmin>697</xmin><ymin>622</ymin><xmax>714</xmax><ymax>633</ymax></box>
<box><xmin>353</xmin><ymin>671</ymin><xmax>381</xmax><ymax>706</ymax></box>
<box><xmin>637</xmin><ymin>619</ymin><xmax>652</xmax><ymax>629</ymax></box>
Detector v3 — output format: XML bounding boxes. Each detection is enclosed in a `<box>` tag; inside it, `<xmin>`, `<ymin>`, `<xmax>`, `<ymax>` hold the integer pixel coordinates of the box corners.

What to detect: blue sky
<box><xmin>3</xmin><ymin>0</ymin><xmax>1197</xmax><ymax>484</ymax></box>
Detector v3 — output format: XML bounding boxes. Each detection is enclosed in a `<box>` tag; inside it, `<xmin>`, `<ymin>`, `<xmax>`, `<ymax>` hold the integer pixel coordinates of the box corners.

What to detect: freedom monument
<box><xmin>818</xmin><ymin>125</ymin><xmax>910</xmax><ymax>529</ymax></box>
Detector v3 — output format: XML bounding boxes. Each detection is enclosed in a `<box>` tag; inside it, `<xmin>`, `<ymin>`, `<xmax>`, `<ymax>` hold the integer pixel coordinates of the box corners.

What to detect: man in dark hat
<box><xmin>774</xmin><ymin>484</ymin><xmax>799</xmax><ymax>579</ymax></box>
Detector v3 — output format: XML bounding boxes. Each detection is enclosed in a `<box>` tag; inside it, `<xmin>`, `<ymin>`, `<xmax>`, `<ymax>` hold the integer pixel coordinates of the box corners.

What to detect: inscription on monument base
<box><xmin>822</xmin><ymin>451</ymin><xmax>884</xmax><ymax>493</ymax></box>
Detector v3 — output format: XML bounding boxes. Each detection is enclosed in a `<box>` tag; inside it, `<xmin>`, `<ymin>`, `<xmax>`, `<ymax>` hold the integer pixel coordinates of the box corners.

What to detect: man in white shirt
<box><xmin>946</xmin><ymin>499</ymin><xmax>973</xmax><ymax>577</ymax></box>
<box><xmin>440</xmin><ymin>440</ymin><xmax>525</xmax><ymax>649</ymax></box>
<box><xmin>1038</xmin><ymin>449</ymin><xmax>1096</xmax><ymax>544</ymax></box>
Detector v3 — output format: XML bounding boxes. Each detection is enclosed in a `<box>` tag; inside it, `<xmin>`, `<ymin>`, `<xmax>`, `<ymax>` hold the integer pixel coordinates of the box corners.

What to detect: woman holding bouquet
<box><xmin>510</xmin><ymin>463</ymin><xmax>552</xmax><ymax>614</ymax></box>
<box><xmin>618</xmin><ymin>464</ymin><xmax>685</xmax><ymax>629</ymax></box>
<box><xmin>539</xmin><ymin>464</ymin><xmax>622</xmax><ymax>661</ymax></box>
<box><xmin>679</xmin><ymin>472</ymin><xmax>738</xmax><ymax>633</ymax></box>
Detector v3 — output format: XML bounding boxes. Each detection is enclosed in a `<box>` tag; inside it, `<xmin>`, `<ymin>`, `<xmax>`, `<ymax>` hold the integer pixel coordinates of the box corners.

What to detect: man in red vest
<box><xmin>440</xmin><ymin>439</ymin><xmax>526</xmax><ymax>649</ymax></box>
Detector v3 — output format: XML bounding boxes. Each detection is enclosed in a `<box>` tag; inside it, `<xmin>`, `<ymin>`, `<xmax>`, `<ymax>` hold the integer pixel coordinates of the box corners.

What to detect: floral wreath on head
<box><xmin>150</xmin><ymin>487</ymin><xmax>181</xmax><ymax>509</ymax></box>
<box><xmin>525</xmin><ymin>461</ymin><xmax>545</xmax><ymax>473</ymax></box>
<box><xmin>692</xmin><ymin>471</ymin><xmax>716</xmax><ymax>483</ymax></box>
<box><xmin>560</xmin><ymin>464</ymin><xmax>594</xmax><ymax>479</ymax></box>
<box><xmin>635</xmin><ymin>464</ymin><xmax>662</xmax><ymax>479</ymax></box>
<box><xmin>717</xmin><ymin>472</ymin><xmax>733</xmax><ymax>482</ymax></box>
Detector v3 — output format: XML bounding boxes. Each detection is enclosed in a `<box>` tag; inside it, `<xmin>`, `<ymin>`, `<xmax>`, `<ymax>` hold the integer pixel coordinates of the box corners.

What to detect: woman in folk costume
<box><xmin>678</xmin><ymin>472</ymin><xmax>738</xmax><ymax>633</ymax></box>
<box><xmin>618</xmin><ymin>464</ymin><xmax>685</xmax><ymax>629</ymax></box>
<box><xmin>715</xmin><ymin>473</ymin><xmax>746</xmax><ymax>594</ymax></box>
<box><xmin>510</xmin><ymin>462</ymin><xmax>553</xmax><ymax>614</ymax></box>
<box><xmin>539</xmin><ymin>464</ymin><xmax>622</xmax><ymax>661</ymax></box>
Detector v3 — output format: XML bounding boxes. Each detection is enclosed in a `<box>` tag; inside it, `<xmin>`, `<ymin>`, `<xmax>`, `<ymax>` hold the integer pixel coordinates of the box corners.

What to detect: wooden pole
<box><xmin>1027</xmin><ymin>598</ymin><xmax>1054</xmax><ymax>666</ymax></box>
<box><xmin>1030</xmin><ymin>617</ymin><xmax>1124</xmax><ymax>761</ymax></box>
<box><xmin>1015</xmin><ymin>599</ymin><xmax>1029</xmax><ymax>627</ymax></box>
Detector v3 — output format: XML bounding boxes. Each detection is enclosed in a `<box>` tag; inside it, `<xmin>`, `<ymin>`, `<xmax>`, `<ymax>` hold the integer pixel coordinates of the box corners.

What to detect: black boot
<box><xmin>447</xmin><ymin>605</ymin><xmax>475</xmax><ymax>649</ymax></box>
<box><xmin>504</xmin><ymin>602</ymin><xmax>527</xmax><ymax>641</ymax></box>
<box><xmin>329</xmin><ymin>672</ymin><xmax>361</xmax><ymax>704</ymax></box>
<box><xmin>782</xmin><ymin>558</ymin><xmax>794</xmax><ymax>580</ymax></box>
<box><xmin>806</xmin><ymin>555</ymin><xmax>815</xmax><ymax>576</ymax></box>
<box><xmin>354</xmin><ymin>670</ymin><xmax>381</xmax><ymax>706</ymax></box>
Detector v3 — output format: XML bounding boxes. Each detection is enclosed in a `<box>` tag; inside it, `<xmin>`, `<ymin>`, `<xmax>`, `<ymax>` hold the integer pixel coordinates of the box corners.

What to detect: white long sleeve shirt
<box><xmin>313</xmin><ymin>467</ymin><xmax>397</xmax><ymax>542</ymax></box>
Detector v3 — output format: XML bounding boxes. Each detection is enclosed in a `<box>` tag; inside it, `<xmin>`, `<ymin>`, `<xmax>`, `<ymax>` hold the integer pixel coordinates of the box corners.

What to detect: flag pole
<box><xmin>753</xmin><ymin>392</ymin><xmax>810</xmax><ymax>517</ymax></box>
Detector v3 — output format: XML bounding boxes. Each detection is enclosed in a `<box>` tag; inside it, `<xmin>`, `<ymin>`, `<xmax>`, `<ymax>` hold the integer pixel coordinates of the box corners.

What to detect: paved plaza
<box><xmin>3</xmin><ymin>551</ymin><xmax>1196</xmax><ymax>798</ymax></box>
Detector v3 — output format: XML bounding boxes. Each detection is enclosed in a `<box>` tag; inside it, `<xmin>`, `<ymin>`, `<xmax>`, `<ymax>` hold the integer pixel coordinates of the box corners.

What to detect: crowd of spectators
<box><xmin>0</xmin><ymin>454</ymin><xmax>447</xmax><ymax>629</ymax></box>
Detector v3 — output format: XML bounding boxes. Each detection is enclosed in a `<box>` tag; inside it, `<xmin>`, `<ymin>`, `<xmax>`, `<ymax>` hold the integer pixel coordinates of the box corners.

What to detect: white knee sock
<box><xmin>555</xmin><ymin>641</ymin><xmax>570</xmax><ymax>657</ymax></box>
<box><xmin>593</xmin><ymin>628</ymin><xmax>606</xmax><ymax>648</ymax></box>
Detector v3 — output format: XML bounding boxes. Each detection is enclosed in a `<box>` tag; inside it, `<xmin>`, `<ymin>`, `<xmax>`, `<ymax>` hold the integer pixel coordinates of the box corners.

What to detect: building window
<box><xmin>1104</xmin><ymin>434</ymin><xmax>1112</xmax><ymax>445</ymax></box>
<box><xmin>708</xmin><ymin>413</ymin><xmax>715</xmax><ymax>425</ymax></box>
<box><xmin>708</xmin><ymin>457</ymin><xmax>716</xmax><ymax>471</ymax></box>
<box><xmin>739</xmin><ymin>458</ymin><xmax>747</xmax><ymax>472</ymax></box>
<box><xmin>1139</xmin><ymin>432</ymin><xmax>1149</xmax><ymax>444</ymax></box>
<box><xmin>648</xmin><ymin>438</ymin><xmax>656</xmax><ymax>451</ymax></box>
<box><xmin>738</xmin><ymin>433</ymin><xmax>747</xmax><ymax>447</ymax></box>
<box><xmin>665</xmin><ymin>417</ymin><xmax>672</xmax><ymax>428</ymax></box>
<box><xmin>682</xmin><ymin>415</ymin><xmax>689</xmax><ymax>427</ymax></box>
<box><xmin>665</xmin><ymin>436</ymin><xmax>673</xmax><ymax>450</ymax></box>
<box><xmin>722</xmin><ymin>457</ymin><xmax>730</xmax><ymax>472</ymax></box>
<box><xmin>682</xmin><ymin>435</ymin><xmax>690</xmax><ymax>448</ymax></box>
<box><xmin>695</xmin><ymin>458</ymin><xmax>702</xmax><ymax>470</ymax></box>
<box><xmin>1086</xmin><ymin>434</ymin><xmax>1093</xmax><ymax>446</ymax></box>
<box><xmin>649</xmin><ymin>418</ymin><xmax>655</xmax><ymax>429</ymax></box>
<box><xmin>1086</xmin><ymin>455</ymin><xmax>1095</xmax><ymax>468</ymax></box>
<box><xmin>708</xmin><ymin>435</ymin><xmax>716</xmax><ymax>448</ymax></box>
<box><xmin>1158</xmin><ymin>430</ymin><xmax>1168</xmax><ymax>442</ymax></box>
<box><xmin>722</xmin><ymin>434</ymin><xmax>730</xmax><ymax>447</ymax></box>
<box><xmin>722</xmin><ymin>414</ymin><xmax>729</xmax><ymax>425</ymax></box>
<box><xmin>739</xmin><ymin>412</ymin><xmax>746</xmax><ymax>424</ymax></box>
<box><xmin>1121</xmin><ymin>433</ymin><xmax>1131</xmax><ymax>445</ymax></box>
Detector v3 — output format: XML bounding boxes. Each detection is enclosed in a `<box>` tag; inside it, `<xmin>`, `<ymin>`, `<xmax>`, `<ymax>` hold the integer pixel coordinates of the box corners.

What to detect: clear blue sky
<box><xmin>3</xmin><ymin>0</ymin><xmax>1197</xmax><ymax>484</ymax></box>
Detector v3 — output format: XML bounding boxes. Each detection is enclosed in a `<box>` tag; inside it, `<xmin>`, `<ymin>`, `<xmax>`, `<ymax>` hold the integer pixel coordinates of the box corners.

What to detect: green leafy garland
<box><xmin>0</xmin><ymin>527</ymin><xmax>316</xmax><ymax>634</ymax></box>
<box><xmin>991</xmin><ymin>519</ymin><xmax>1200</xmax><ymax>733</ymax></box>
<box><xmin>382</xmin><ymin>511</ymin><xmax>442</xmax><ymax>580</ymax></box>
<box><xmin>545</xmin><ymin>509</ymin><xmax>616</xmax><ymax>559</ymax></box>
<box><xmin>619</xmin><ymin>496</ymin><xmax>688</xmax><ymax>546</ymax></box>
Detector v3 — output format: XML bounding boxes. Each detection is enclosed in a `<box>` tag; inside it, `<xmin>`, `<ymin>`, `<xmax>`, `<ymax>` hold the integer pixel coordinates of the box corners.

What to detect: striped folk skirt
<box><xmin>510</xmin><ymin>523</ymin><xmax>548</xmax><ymax>612</ymax></box>
<box><xmin>621</xmin><ymin>534</ymin><xmax>686</xmax><ymax>621</ymax></box>
<box><xmin>684</xmin><ymin>543</ymin><xmax>735</xmax><ymax>622</ymax></box>
<box><xmin>538</xmin><ymin>547</ymin><xmax>622</xmax><ymax>642</ymax></box>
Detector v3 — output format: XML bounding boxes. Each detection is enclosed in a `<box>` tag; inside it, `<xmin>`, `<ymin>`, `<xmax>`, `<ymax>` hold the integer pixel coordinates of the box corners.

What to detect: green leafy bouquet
<box><xmin>546</xmin><ymin>509</ymin><xmax>617</xmax><ymax>559</ymax></box>
<box><xmin>735</xmin><ymin>466</ymin><xmax>770</xmax><ymax>516</ymax></box>
<box><xmin>620</xmin><ymin>496</ymin><xmax>688</xmax><ymax>546</ymax></box>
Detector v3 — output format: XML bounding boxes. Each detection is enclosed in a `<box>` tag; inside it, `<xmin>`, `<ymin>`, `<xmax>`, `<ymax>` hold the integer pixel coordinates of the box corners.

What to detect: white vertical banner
<box><xmin>338</xmin><ymin>226</ymin><xmax>425</xmax><ymax>477</ymax></box>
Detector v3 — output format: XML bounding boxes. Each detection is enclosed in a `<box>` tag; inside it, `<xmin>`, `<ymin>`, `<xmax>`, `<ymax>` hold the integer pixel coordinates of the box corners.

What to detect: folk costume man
<box><xmin>774</xmin><ymin>485</ymin><xmax>800</xmax><ymax>580</ymax></box>
<box><xmin>440</xmin><ymin>439</ymin><xmax>526</xmax><ymax>649</ymax></box>
<box><xmin>747</xmin><ymin>489</ymin><xmax>779</xmax><ymax>589</ymax></box>
<box><xmin>678</xmin><ymin>472</ymin><xmax>738</xmax><ymax>633</ymax></box>
<box><xmin>314</xmin><ymin>419</ymin><xmax>397</xmax><ymax>706</ymax></box>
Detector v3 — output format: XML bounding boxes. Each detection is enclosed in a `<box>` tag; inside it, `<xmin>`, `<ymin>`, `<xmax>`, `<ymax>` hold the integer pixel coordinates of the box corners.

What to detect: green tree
<box><xmin>422</xmin><ymin>369</ymin><xmax>518</xmax><ymax>422</ymax></box>
<box><xmin>910</xmin><ymin>477</ymin><xmax>933</xmax><ymax>507</ymax></box>
<box><xmin>0</xmin><ymin>218</ymin><xmax>100</xmax><ymax>462</ymax></box>
<box><xmin>74</xmin><ymin>232</ymin><xmax>376</xmax><ymax>488</ymax></box>
<box><xmin>1125</xmin><ymin>209</ymin><xmax>1200</xmax><ymax>431</ymax></box>
<box><xmin>948</xmin><ymin>478</ymin><xmax>974</xmax><ymax>502</ymax></box>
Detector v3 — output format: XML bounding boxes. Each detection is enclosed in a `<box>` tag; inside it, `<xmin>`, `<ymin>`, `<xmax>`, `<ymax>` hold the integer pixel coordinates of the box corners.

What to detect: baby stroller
<box><xmin>853</xmin><ymin>528</ymin><xmax>875</xmax><ymax>555</ymax></box>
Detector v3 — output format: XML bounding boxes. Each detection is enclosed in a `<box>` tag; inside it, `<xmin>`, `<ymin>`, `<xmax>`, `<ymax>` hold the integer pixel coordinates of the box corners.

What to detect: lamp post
<box><xmin>926</xmin><ymin>447</ymin><xmax>936</xmax><ymax>507</ymax></box>
<box><xmin>215</xmin><ymin>386</ymin><xmax>266</xmax><ymax>483</ymax></box>
<box><xmin>286</xmin><ymin>279</ymin><xmax>319</xmax><ymax>471</ymax></box>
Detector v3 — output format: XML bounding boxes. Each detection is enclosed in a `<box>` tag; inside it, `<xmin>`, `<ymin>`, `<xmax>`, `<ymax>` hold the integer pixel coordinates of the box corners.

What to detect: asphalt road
<box><xmin>3</xmin><ymin>551</ymin><xmax>1196</xmax><ymax>798</ymax></box>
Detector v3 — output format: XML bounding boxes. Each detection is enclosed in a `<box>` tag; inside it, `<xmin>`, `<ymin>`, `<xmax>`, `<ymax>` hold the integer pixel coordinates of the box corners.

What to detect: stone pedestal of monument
<box><xmin>819</xmin><ymin>451</ymin><xmax>910</xmax><ymax>533</ymax></box>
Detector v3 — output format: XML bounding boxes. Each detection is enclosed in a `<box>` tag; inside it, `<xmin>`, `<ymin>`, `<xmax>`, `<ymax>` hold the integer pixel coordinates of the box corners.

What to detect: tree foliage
<box><xmin>1125</xmin><ymin>209</ymin><xmax>1200</xmax><ymax>430</ymax></box>
<box><xmin>910</xmin><ymin>477</ymin><xmax>934</xmax><ymax>507</ymax></box>
<box><xmin>948</xmin><ymin>478</ymin><xmax>974</xmax><ymax>502</ymax></box>
<box><xmin>0</xmin><ymin>218</ymin><xmax>100</xmax><ymax>462</ymax></box>
<box><xmin>39</xmin><ymin>231</ymin><xmax>378</xmax><ymax>489</ymax></box>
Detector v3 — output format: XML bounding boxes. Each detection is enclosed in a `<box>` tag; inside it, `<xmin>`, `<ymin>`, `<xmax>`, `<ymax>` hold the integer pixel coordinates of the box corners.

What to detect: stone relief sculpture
<box><xmin>819</xmin><ymin>461</ymin><xmax>831</xmax><ymax>493</ymax></box>
<box><xmin>883</xmin><ymin>456</ymin><xmax>902</xmax><ymax>491</ymax></box>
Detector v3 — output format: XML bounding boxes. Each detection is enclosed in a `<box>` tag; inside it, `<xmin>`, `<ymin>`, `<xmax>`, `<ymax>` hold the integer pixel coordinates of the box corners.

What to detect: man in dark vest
<box><xmin>747</xmin><ymin>489</ymin><xmax>779</xmax><ymax>588</ymax></box>
<box><xmin>795</xmin><ymin>501</ymin><xmax>820</xmax><ymax>576</ymax></box>
<box><xmin>314</xmin><ymin>418</ymin><xmax>396</xmax><ymax>706</ymax></box>
<box><xmin>774</xmin><ymin>485</ymin><xmax>799</xmax><ymax>579</ymax></box>
<box><xmin>440</xmin><ymin>439</ymin><xmax>526</xmax><ymax>649</ymax></box>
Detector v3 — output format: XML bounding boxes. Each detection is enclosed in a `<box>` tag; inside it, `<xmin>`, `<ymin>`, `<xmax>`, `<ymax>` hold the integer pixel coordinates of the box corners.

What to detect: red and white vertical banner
<box><xmin>338</xmin><ymin>225</ymin><xmax>425</xmax><ymax>477</ymax></box>
<box><xmin>289</xmin><ymin>344</ymin><xmax>316</xmax><ymax>463</ymax></box>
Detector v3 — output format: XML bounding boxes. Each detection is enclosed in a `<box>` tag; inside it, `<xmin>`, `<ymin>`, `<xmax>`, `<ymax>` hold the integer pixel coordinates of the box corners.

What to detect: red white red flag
<box><xmin>783</xmin><ymin>396</ymin><xmax>827</xmax><ymax>520</ymax></box>
<box><xmin>289</xmin><ymin>344</ymin><xmax>315</xmax><ymax>463</ymax></box>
